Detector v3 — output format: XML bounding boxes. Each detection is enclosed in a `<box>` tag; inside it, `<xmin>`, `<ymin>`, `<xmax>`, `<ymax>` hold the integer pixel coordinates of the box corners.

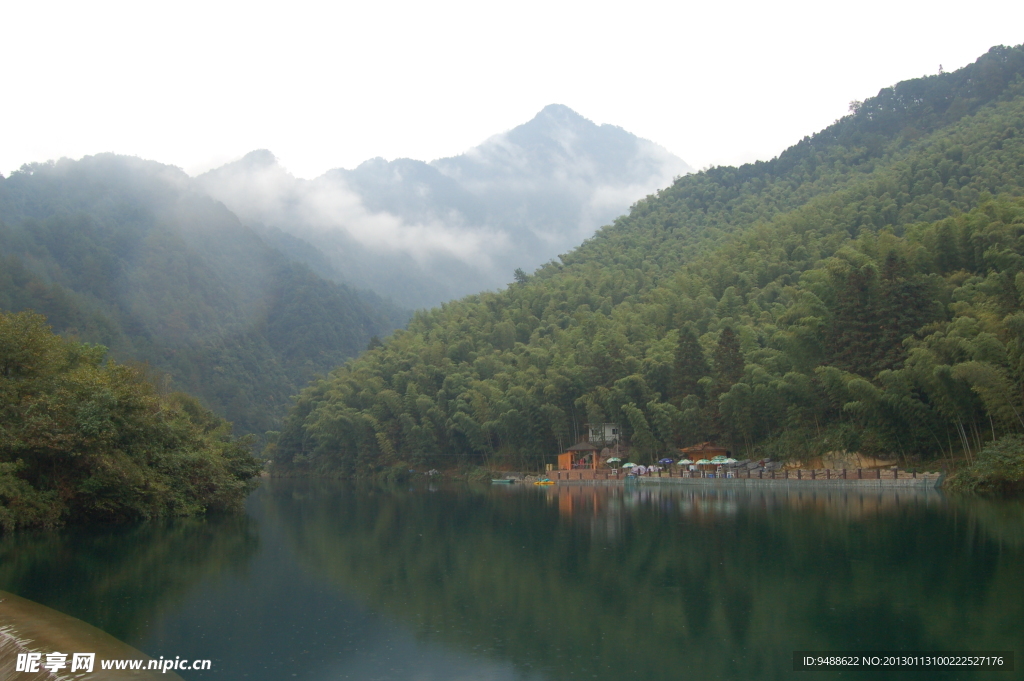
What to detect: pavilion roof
<box><xmin>680</xmin><ymin>442</ymin><xmax>728</xmax><ymax>454</ymax></box>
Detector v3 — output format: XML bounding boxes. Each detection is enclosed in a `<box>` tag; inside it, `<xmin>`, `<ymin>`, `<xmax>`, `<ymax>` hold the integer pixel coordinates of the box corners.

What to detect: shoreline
<box><xmin>552</xmin><ymin>476</ymin><xmax>943</xmax><ymax>488</ymax></box>
<box><xmin>540</xmin><ymin>469</ymin><xmax>943</xmax><ymax>489</ymax></box>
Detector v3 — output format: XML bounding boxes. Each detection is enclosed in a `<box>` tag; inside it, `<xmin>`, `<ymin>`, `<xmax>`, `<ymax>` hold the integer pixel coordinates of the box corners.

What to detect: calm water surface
<box><xmin>1</xmin><ymin>480</ymin><xmax>1022</xmax><ymax>680</ymax></box>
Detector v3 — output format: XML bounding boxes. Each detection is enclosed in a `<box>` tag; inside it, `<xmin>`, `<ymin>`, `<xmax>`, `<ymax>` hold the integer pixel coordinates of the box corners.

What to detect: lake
<box><xmin>1</xmin><ymin>480</ymin><xmax>1021</xmax><ymax>680</ymax></box>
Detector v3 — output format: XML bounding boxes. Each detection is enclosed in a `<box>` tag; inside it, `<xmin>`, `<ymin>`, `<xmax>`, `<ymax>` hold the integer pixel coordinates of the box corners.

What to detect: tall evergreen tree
<box><xmin>876</xmin><ymin>253</ymin><xmax>936</xmax><ymax>373</ymax></box>
<box><xmin>827</xmin><ymin>266</ymin><xmax>879</xmax><ymax>374</ymax></box>
<box><xmin>671</xmin><ymin>325</ymin><xmax>710</xmax><ymax>406</ymax></box>
<box><xmin>713</xmin><ymin>327</ymin><xmax>744</xmax><ymax>393</ymax></box>
<box><xmin>828</xmin><ymin>259</ymin><xmax>936</xmax><ymax>376</ymax></box>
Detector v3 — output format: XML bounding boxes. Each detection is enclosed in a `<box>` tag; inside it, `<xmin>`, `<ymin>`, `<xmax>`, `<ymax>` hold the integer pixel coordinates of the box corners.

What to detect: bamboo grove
<box><xmin>270</xmin><ymin>46</ymin><xmax>1024</xmax><ymax>479</ymax></box>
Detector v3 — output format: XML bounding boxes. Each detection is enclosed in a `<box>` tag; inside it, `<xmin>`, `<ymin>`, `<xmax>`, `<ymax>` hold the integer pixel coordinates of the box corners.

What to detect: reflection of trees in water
<box><xmin>548</xmin><ymin>486</ymin><xmax>954</xmax><ymax>543</ymax></box>
<box><xmin>948</xmin><ymin>496</ymin><xmax>1024</xmax><ymax>549</ymax></box>
<box><xmin>265</xmin><ymin>480</ymin><xmax>1024</xmax><ymax>681</ymax></box>
<box><xmin>0</xmin><ymin>515</ymin><xmax>259</xmax><ymax>642</ymax></box>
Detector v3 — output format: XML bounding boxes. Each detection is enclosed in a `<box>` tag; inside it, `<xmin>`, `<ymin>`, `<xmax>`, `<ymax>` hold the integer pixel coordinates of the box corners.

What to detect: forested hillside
<box><xmin>271</xmin><ymin>45</ymin><xmax>1024</xmax><ymax>476</ymax></box>
<box><xmin>0</xmin><ymin>311</ymin><xmax>261</xmax><ymax>530</ymax></box>
<box><xmin>0</xmin><ymin>155</ymin><xmax>407</xmax><ymax>434</ymax></box>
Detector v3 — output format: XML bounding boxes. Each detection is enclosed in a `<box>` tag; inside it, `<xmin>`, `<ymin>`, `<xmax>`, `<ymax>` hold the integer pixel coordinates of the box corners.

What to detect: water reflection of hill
<box><xmin>266</xmin><ymin>481</ymin><xmax>1023</xmax><ymax>681</ymax></box>
<box><xmin>0</xmin><ymin>515</ymin><xmax>258</xmax><ymax>643</ymax></box>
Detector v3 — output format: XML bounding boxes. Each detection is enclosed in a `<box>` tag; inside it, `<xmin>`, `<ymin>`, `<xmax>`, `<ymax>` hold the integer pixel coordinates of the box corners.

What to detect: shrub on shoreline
<box><xmin>0</xmin><ymin>311</ymin><xmax>261</xmax><ymax>531</ymax></box>
<box><xmin>945</xmin><ymin>435</ymin><xmax>1024</xmax><ymax>495</ymax></box>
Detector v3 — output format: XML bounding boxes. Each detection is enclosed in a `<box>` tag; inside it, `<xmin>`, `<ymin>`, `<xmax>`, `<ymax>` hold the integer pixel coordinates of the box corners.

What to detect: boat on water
<box><xmin>534</xmin><ymin>479</ymin><xmax>554</xmax><ymax>486</ymax></box>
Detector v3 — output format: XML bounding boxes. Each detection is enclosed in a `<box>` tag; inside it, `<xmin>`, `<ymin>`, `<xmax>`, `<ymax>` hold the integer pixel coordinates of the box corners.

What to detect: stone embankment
<box><xmin>0</xmin><ymin>590</ymin><xmax>184</xmax><ymax>680</ymax></box>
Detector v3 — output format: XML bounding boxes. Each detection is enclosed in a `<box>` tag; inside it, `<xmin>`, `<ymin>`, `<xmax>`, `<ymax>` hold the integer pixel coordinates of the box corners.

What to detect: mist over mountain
<box><xmin>0</xmin><ymin>107</ymin><xmax>685</xmax><ymax>433</ymax></box>
<box><xmin>197</xmin><ymin>105</ymin><xmax>691</xmax><ymax>308</ymax></box>
<box><xmin>0</xmin><ymin>154</ymin><xmax>407</xmax><ymax>434</ymax></box>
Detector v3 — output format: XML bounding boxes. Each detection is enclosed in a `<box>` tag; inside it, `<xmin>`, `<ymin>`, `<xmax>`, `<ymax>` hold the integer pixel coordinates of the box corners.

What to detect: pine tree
<box><xmin>671</xmin><ymin>325</ymin><xmax>709</xmax><ymax>406</ymax></box>
<box><xmin>876</xmin><ymin>254</ymin><xmax>936</xmax><ymax>373</ymax></box>
<box><xmin>828</xmin><ymin>258</ymin><xmax>937</xmax><ymax>376</ymax></box>
<box><xmin>827</xmin><ymin>266</ymin><xmax>878</xmax><ymax>374</ymax></box>
<box><xmin>713</xmin><ymin>327</ymin><xmax>744</xmax><ymax>392</ymax></box>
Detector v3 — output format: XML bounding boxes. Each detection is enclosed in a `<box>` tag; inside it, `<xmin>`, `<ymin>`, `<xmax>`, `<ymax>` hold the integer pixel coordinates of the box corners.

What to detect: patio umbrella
<box><xmin>678</xmin><ymin>458</ymin><xmax>694</xmax><ymax>465</ymax></box>
<box><xmin>696</xmin><ymin>459</ymin><xmax>711</xmax><ymax>465</ymax></box>
<box><xmin>622</xmin><ymin>462</ymin><xmax>637</xmax><ymax>468</ymax></box>
<box><xmin>606</xmin><ymin>457</ymin><xmax>622</xmax><ymax>463</ymax></box>
<box><xmin>658</xmin><ymin>458</ymin><xmax>675</xmax><ymax>464</ymax></box>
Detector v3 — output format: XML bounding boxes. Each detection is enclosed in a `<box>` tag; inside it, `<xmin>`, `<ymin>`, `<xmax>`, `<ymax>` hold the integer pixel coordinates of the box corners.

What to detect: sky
<box><xmin>3</xmin><ymin>0</ymin><xmax>1023</xmax><ymax>180</ymax></box>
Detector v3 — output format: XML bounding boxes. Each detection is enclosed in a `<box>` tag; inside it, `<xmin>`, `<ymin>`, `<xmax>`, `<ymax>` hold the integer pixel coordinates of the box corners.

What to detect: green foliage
<box><xmin>946</xmin><ymin>435</ymin><xmax>1024</xmax><ymax>494</ymax></box>
<box><xmin>0</xmin><ymin>155</ymin><xmax>407</xmax><ymax>435</ymax></box>
<box><xmin>825</xmin><ymin>256</ymin><xmax>939</xmax><ymax>375</ymax></box>
<box><xmin>270</xmin><ymin>46</ymin><xmax>1024</xmax><ymax>475</ymax></box>
<box><xmin>712</xmin><ymin>327</ymin><xmax>744</xmax><ymax>392</ymax></box>
<box><xmin>0</xmin><ymin>311</ymin><xmax>261</xmax><ymax>530</ymax></box>
<box><xmin>670</xmin><ymin>325</ymin><xmax>708</xmax><ymax>404</ymax></box>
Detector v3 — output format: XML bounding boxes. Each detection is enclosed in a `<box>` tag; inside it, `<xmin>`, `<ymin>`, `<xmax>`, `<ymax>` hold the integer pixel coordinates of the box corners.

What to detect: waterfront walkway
<box><xmin>549</xmin><ymin>468</ymin><xmax>943</xmax><ymax>488</ymax></box>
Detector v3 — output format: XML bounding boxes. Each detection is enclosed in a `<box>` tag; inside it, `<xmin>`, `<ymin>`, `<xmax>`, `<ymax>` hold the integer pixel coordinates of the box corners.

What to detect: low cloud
<box><xmin>198</xmin><ymin>154</ymin><xmax>509</xmax><ymax>269</ymax></box>
<box><xmin>303</xmin><ymin>178</ymin><xmax>508</xmax><ymax>264</ymax></box>
<box><xmin>196</xmin><ymin>107</ymin><xmax>690</xmax><ymax>307</ymax></box>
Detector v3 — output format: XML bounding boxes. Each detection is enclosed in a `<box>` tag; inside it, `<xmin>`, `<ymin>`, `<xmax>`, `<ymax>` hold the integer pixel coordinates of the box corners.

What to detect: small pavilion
<box><xmin>680</xmin><ymin>442</ymin><xmax>729</xmax><ymax>470</ymax></box>
<box><xmin>558</xmin><ymin>442</ymin><xmax>601</xmax><ymax>470</ymax></box>
<box><xmin>680</xmin><ymin>442</ymin><xmax>729</xmax><ymax>458</ymax></box>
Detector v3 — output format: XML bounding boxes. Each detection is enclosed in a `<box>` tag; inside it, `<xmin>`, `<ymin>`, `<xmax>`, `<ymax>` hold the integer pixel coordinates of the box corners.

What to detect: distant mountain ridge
<box><xmin>198</xmin><ymin>105</ymin><xmax>691</xmax><ymax>308</ymax></box>
<box><xmin>0</xmin><ymin>106</ymin><xmax>684</xmax><ymax>432</ymax></box>
<box><xmin>0</xmin><ymin>154</ymin><xmax>408</xmax><ymax>435</ymax></box>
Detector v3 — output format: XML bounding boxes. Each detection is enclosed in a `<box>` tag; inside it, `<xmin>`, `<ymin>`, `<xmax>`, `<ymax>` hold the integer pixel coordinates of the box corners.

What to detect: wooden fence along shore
<box><xmin>549</xmin><ymin>468</ymin><xmax>943</xmax><ymax>487</ymax></box>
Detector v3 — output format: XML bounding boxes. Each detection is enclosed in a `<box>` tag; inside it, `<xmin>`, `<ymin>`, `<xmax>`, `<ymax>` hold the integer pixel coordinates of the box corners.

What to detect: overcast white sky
<box><xmin>3</xmin><ymin>0</ymin><xmax>1022</xmax><ymax>179</ymax></box>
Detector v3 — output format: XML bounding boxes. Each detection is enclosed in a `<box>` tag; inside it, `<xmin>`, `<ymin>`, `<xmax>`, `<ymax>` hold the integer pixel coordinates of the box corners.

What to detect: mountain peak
<box><xmin>530</xmin><ymin>104</ymin><xmax>593</xmax><ymax>129</ymax></box>
<box><xmin>240</xmin><ymin>149</ymin><xmax>279</xmax><ymax>168</ymax></box>
<box><xmin>537</xmin><ymin>103</ymin><xmax>584</xmax><ymax>117</ymax></box>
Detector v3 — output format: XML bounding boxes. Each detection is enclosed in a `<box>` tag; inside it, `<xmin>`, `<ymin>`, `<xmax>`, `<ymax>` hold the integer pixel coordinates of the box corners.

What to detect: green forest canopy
<box><xmin>0</xmin><ymin>310</ymin><xmax>261</xmax><ymax>531</ymax></box>
<box><xmin>270</xmin><ymin>45</ymin><xmax>1024</xmax><ymax>475</ymax></box>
